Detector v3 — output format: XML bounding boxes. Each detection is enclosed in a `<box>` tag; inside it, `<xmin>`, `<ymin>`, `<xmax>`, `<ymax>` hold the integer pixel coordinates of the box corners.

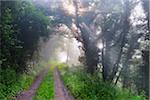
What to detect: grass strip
<box><xmin>34</xmin><ymin>69</ymin><xmax>54</xmax><ymax>100</ymax></box>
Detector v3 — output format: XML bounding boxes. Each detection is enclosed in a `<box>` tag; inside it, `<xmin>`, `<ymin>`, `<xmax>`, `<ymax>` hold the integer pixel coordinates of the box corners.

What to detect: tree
<box><xmin>0</xmin><ymin>0</ymin><xmax>50</xmax><ymax>72</ymax></box>
<box><xmin>139</xmin><ymin>0</ymin><xmax>149</xmax><ymax>97</ymax></box>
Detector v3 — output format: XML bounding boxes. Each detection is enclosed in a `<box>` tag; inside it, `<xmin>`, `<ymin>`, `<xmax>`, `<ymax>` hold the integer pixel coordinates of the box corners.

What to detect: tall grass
<box><xmin>61</xmin><ymin>67</ymin><xmax>146</xmax><ymax>100</ymax></box>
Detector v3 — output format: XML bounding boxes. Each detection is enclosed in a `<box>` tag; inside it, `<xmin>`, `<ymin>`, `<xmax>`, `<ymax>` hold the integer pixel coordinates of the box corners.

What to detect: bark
<box><xmin>141</xmin><ymin>0</ymin><xmax>149</xmax><ymax>97</ymax></box>
<box><xmin>102</xmin><ymin>39</ymin><xmax>110</xmax><ymax>81</ymax></box>
<box><xmin>141</xmin><ymin>50</ymin><xmax>149</xmax><ymax>97</ymax></box>
<box><xmin>73</xmin><ymin>0</ymin><xmax>99</xmax><ymax>74</ymax></box>
<box><xmin>79</xmin><ymin>23</ymin><xmax>99</xmax><ymax>74</ymax></box>
<box><xmin>106</xmin><ymin>0</ymin><xmax>130</xmax><ymax>82</ymax></box>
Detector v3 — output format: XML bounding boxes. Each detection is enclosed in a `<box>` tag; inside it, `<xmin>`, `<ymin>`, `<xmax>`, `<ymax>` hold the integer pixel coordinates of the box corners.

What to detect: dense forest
<box><xmin>0</xmin><ymin>0</ymin><xmax>149</xmax><ymax>100</ymax></box>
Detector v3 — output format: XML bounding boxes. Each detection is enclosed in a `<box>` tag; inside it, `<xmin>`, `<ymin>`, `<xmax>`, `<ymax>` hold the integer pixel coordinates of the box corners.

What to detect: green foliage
<box><xmin>0</xmin><ymin>1</ymin><xmax>51</xmax><ymax>98</ymax></box>
<box><xmin>61</xmin><ymin>67</ymin><xmax>146</xmax><ymax>100</ymax></box>
<box><xmin>0</xmin><ymin>61</ymin><xmax>45</xmax><ymax>99</ymax></box>
<box><xmin>0</xmin><ymin>68</ymin><xmax>34</xmax><ymax>99</ymax></box>
<box><xmin>47</xmin><ymin>60</ymin><xmax>68</xmax><ymax>71</ymax></box>
<box><xmin>0</xmin><ymin>7</ymin><xmax>21</xmax><ymax>70</ymax></box>
<box><xmin>0</xmin><ymin>0</ymin><xmax>51</xmax><ymax>71</ymax></box>
<box><xmin>16</xmin><ymin>1</ymin><xmax>50</xmax><ymax>50</ymax></box>
<box><xmin>34</xmin><ymin>69</ymin><xmax>54</xmax><ymax>100</ymax></box>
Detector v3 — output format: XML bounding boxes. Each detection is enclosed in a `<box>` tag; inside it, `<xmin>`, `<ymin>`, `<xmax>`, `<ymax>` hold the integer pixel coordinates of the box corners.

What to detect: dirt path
<box><xmin>16</xmin><ymin>68</ymin><xmax>49</xmax><ymax>100</ymax></box>
<box><xmin>54</xmin><ymin>67</ymin><xmax>74</xmax><ymax>100</ymax></box>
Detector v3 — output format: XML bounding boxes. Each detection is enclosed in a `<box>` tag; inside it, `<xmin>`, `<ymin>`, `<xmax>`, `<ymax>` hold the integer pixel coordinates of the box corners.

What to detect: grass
<box><xmin>61</xmin><ymin>67</ymin><xmax>146</xmax><ymax>100</ymax></box>
<box><xmin>34</xmin><ymin>69</ymin><xmax>54</xmax><ymax>100</ymax></box>
<box><xmin>0</xmin><ymin>61</ymin><xmax>47</xmax><ymax>100</ymax></box>
<box><xmin>0</xmin><ymin>69</ymin><xmax>35</xmax><ymax>100</ymax></box>
<box><xmin>48</xmin><ymin>60</ymin><xmax>68</xmax><ymax>71</ymax></box>
<box><xmin>34</xmin><ymin>61</ymin><xmax>68</xmax><ymax>100</ymax></box>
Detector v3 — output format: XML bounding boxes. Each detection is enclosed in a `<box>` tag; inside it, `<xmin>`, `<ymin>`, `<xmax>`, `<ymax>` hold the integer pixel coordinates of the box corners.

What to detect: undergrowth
<box><xmin>0</xmin><ymin>61</ymin><xmax>46</xmax><ymax>100</ymax></box>
<box><xmin>61</xmin><ymin>67</ymin><xmax>146</xmax><ymax>100</ymax></box>
<box><xmin>0</xmin><ymin>68</ymin><xmax>34</xmax><ymax>99</ymax></box>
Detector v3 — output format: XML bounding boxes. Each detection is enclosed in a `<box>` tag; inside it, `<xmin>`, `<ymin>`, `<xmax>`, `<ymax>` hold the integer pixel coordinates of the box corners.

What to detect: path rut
<box><xmin>16</xmin><ymin>68</ymin><xmax>49</xmax><ymax>100</ymax></box>
<box><xmin>54</xmin><ymin>67</ymin><xmax>74</xmax><ymax>100</ymax></box>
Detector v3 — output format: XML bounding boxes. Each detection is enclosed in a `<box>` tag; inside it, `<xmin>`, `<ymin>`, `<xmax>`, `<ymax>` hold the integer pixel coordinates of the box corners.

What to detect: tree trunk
<box><xmin>142</xmin><ymin>50</ymin><xmax>149</xmax><ymax>97</ymax></box>
<box><xmin>73</xmin><ymin>0</ymin><xmax>99</xmax><ymax>74</ymax></box>
<box><xmin>79</xmin><ymin>24</ymin><xmax>99</xmax><ymax>74</ymax></box>
<box><xmin>141</xmin><ymin>0</ymin><xmax>149</xmax><ymax>97</ymax></box>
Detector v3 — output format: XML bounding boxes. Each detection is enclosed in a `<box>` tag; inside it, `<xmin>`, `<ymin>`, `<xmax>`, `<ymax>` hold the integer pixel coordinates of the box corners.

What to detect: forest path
<box><xmin>16</xmin><ymin>68</ymin><xmax>49</xmax><ymax>100</ymax></box>
<box><xmin>54</xmin><ymin>67</ymin><xmax>74</xmax><ymax>100</ymax></box>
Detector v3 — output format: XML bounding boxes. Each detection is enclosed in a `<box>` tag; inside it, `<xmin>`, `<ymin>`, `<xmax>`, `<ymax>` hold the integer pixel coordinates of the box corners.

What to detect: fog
<box><xmin>39</xmin><ymin>34</ymin><xmax>81</xmax><ymax>65</ymax></box>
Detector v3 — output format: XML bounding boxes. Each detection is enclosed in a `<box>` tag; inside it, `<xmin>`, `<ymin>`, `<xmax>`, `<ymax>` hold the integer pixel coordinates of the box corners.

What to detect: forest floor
<box><xmin>54</xmin><ymin>67</ymin><xmax>74</xmax><ymax>100</ymax></box>
<box><xmin>16</xmin><ymin>67</ymin><xmax>74</xmax><ymax>100</ymax></box>
<box><xmin>16</xmin><ymin>68</ymin><xmax>49</xmax><ymax>100</ymax></box>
